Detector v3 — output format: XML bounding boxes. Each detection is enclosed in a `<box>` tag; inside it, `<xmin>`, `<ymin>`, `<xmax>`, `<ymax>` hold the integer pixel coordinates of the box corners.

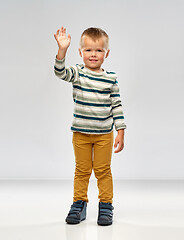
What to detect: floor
<box><xmin>0</xmin><ymin>180</ymin><xmax>184</xmax><ymax>240</ymax></box>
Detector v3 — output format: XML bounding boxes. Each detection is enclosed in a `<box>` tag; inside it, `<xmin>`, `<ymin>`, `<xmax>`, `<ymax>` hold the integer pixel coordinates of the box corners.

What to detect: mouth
<box><xmin>89</xmin><ymin>59</ymin><xmax>98</xmax><ymax>62</ymax></box>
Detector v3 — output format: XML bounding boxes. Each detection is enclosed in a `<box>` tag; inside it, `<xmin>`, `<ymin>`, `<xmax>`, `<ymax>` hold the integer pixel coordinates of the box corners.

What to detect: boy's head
<box><xmin>79</xmin><ymin>27</ymin><xmax>110</xmax><ymax>72</ymax></box>
<box><xmin>80</xmin><ymin>27</ymin><xmax>109</xmax><ymax>50</ymax></box>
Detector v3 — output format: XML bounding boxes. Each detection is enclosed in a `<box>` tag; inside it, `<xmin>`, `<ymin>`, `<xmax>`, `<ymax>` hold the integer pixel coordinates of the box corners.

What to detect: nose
<box><xmin>91</xmin><ymin>50</ymin><xmax>96</xmax><ymax>56</ymax></box>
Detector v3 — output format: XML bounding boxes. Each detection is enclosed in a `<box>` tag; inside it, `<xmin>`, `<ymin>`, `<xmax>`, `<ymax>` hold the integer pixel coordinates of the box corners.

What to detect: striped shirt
<box><xmin>54</xmin><ymin>56</ymin><xmax>126</xmax><ymax>134</ymax></box>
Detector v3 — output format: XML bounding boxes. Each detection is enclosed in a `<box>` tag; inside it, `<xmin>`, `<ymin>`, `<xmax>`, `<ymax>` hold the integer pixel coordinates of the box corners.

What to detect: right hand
<box><xmin>54</xmin><ymin>26</ymin><xmax>71</xmax><ymax>50</ymax></box>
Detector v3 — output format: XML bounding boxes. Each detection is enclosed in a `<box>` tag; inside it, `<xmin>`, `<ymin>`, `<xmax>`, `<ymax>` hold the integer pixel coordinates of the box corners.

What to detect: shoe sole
<box><xmin>97</xmin><ymin>220</ymin><xmax>112</xmax><ymax>226</ymax></box>
<box><xmin>66</xmin><ymin>217</ymin><xmax>86</xmax><ymax>224</ymax></box>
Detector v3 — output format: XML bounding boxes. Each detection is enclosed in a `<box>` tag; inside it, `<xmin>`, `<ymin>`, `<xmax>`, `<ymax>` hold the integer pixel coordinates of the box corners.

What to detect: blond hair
<box><xmin>80</xmin><ymin>27</ymin><xmax>109</xmax><ymax>49</ymax></box>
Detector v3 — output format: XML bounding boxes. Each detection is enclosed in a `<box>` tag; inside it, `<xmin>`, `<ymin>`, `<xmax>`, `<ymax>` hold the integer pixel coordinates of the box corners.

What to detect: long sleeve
<box><xmin>54</xmin><ymin>56</ymin><xmax>78</xmax><ymax>83</ymax></box>
<box><xmin>110</xmin><ymin>79</ymin><xmax>126</xmax><ymax>130</ymax></box>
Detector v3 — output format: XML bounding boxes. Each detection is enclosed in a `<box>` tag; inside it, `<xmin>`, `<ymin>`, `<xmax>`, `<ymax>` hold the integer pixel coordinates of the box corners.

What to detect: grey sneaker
<box><xmin>97</xmin><ymin>202</ymin><xmax>114</xmax><ymax>226</ymax></box>
<box><xmin>65</xmin><ymin>200</ymin><xmax>87</xmax><ymax>224</ymax></box>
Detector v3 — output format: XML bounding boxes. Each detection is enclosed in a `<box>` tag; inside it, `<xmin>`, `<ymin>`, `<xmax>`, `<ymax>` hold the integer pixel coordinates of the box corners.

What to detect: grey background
<box><xmin>0</xmin><ymin>0</ymin><xmax>183</xmax><ymax>179</ymax></box>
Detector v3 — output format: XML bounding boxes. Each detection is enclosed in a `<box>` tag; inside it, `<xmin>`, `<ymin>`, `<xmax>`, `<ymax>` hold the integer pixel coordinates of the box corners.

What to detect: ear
<box><xmin>105</xmin><ymin>49</ymin><xmax>110</xmax><ymax>58</ymax></box>
<box><xmin>79</xmin><ymin>48</ymin><xmax>82</xmax><ymax>57</ymax></box>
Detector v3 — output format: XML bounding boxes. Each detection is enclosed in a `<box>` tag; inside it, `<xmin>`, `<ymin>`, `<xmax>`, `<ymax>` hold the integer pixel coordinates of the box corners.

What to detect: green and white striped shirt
<box><xmin>54</xmin><ymin>57</ymin><xmax>126</xmax><ymax>134</ymax></box>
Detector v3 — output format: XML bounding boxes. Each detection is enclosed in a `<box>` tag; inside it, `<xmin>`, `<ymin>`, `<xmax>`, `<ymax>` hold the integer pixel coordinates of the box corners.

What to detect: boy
<box><xmin>54</xmin><ymin>26</ymin><xmax>126</xmax><ymax>226</ymax></box>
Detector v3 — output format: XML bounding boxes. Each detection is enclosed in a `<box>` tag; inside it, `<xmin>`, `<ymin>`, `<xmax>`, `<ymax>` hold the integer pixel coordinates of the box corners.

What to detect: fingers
<box><xmin>114</xmin><ymin>144</ymin><xmax>124</xmax><ymax>153</ymax></box>
<box><xmin>61</xmin><ymin>26</ymin><xmax>66</xmax><ymax>36</ymax></box>
<box><xmin>114</xmin><ymin>141</ymin><xmax>124</xmax><ymax>153</ymax></box>
<box><xmin>68</xmin><ymin>33</ymin><xmax>71</xmax><ymax>40</ymax></box>
<box><xmin>54</xmin><ymin>29</ymin><xmax>60</xmax><ymax>41</ymax></box>
<box><xmin>59</xmin><ymin>26</ymin><xmax>67</xmax><ymax>37</ymax></box>
<box><xmin>114</xmin><ymin>145</ymin><xmax>120</xmax><ymax>153</ymax></box>
<box><xmin>54</xmin><ymin>26</ymin><xmax>70</xmax><ymax>40</ymax></box>
<box><xmin>53</xmin><ymin>27</ymin><xmax>63</xmax><ymax>39</ymax></box>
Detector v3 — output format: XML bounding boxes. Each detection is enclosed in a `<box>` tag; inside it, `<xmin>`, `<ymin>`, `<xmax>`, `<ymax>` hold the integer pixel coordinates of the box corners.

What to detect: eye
<box><xmin>97</xmin><ymin>49</ymin><xmax>102</xmax><ymax>52</ymax></box>
<box><xmin>85</xmin><ymin>49</ymin><xmax>91</xmax><ymax>52</ymax></box>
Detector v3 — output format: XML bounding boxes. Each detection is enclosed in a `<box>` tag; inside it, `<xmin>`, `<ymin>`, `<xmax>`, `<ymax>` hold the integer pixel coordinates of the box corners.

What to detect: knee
<box><xmin>93</xmin><ymin>165</ymin><xmax>112</xmax><ymax>179</ymax></box>
<box><xmin>75</xmin><ymin>165</ymin><xmax>92</xmax><ymax>177</ymax></box>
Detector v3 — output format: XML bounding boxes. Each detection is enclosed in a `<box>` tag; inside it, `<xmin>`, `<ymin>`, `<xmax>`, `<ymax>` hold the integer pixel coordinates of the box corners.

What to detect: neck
<box><xmin>84</xmin><ymin>65</ymin><xmax>104</xmax><ymax>73</ymax></box>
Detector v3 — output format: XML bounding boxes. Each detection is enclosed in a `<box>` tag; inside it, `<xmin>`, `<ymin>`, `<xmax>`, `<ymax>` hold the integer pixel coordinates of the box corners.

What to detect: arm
<box><xmin>110</xmin><ymin>79</ymin><xmax>126</xmax><ymax>153</ymax></box>
<box><xmin>54</xmin><ymin>26</ymin><xmax>78</xmax><ymax>82</ymax></box>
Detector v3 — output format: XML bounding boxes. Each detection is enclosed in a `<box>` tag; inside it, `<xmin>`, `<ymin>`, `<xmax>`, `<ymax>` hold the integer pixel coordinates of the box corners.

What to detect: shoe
<box><xmin>65</xmin><ymin>200</ymin><xmax>87</xmax><ymax>224</ymax></box>
<box><xmin>97</xmin><ymin>202</ymin><xmax>114</xmax><ymax>226</ymax></box>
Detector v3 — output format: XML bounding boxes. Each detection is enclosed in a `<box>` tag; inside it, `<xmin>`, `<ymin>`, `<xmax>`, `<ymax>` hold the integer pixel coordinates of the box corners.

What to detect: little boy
<box><xmin>54</xmin><ymin>26</ymin><xmax>126</xmax><ymax>226</ymax></box>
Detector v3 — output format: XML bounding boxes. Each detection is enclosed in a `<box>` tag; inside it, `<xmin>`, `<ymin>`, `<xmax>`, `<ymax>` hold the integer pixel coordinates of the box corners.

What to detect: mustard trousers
<box><xmin>72</xmin><ymin>130</ymin><xmax>114</xmax><ymax>203</ymax></box>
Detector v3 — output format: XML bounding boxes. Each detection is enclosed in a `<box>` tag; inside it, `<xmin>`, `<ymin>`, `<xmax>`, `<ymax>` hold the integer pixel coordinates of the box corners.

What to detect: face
<box><xmin>79</xmin><ymin>36</ymin><xmax>110</xmax><ymax>72</ymax></box>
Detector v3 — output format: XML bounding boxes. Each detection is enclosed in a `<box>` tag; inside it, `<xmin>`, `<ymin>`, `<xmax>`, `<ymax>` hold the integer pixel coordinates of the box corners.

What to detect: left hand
<box><xmin>114</xmin><ymin>130</ymin><xmax>125</xmax><ymax>153</ymax></box>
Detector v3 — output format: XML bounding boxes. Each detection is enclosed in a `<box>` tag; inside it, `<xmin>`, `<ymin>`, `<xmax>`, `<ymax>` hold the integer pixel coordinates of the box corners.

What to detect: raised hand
<box><xmin>54</xmin><ymin>26</ymin><xmax>71</xmax><ymax>51</ymax></box>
